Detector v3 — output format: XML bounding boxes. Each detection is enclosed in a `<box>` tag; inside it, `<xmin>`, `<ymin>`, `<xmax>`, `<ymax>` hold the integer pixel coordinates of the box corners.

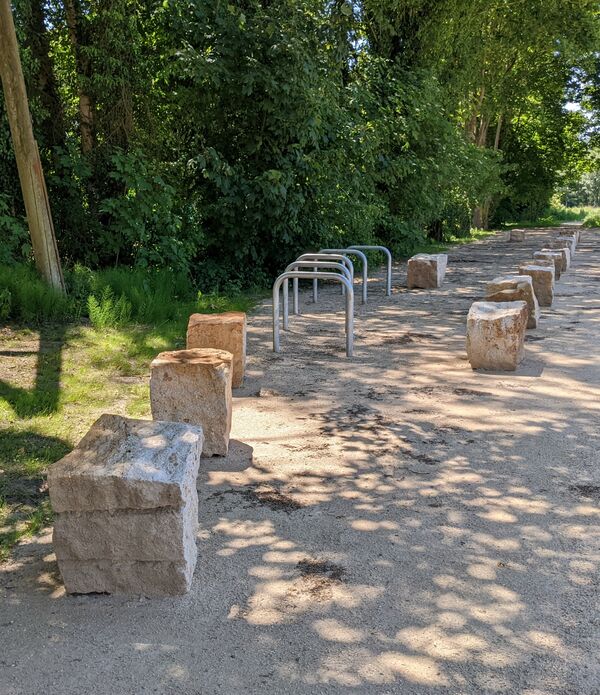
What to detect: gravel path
<box><xmin>1</xmin><ymin>227</ymin><xmax>599</xmax><ymax>695</ymax></box>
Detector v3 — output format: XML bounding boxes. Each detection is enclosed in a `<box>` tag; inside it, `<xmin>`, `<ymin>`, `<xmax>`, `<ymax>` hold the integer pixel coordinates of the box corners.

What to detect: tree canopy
<box><xmin>1</xmin><ymin>0</ymin><xmax>598</xmax><ymax>286</ymax></box>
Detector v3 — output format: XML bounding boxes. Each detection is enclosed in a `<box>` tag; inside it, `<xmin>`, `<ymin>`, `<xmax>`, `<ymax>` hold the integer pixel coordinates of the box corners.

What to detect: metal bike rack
<box><xmin>294</xmin><ymin>253</ymin><xmax>354</xmax><ymax>313</ymax></box>
<box><xmin>282</xmin><ymin>260</ymin><xmax>352</xmax><ymax>329</ymax></box>
<box><xmin>319</xmin><ymin>248</ymin><xmax>368</xmax><ymax>304</ymax></box>
<box><xmin>273</xmin><ymin>271</ymin><xmax>354</xmax><ymax>357</ymax></box>
<box><xmin>349</xmin><ymin>245</ymin><xmax>393</xmax><ymax>296</ymax></box>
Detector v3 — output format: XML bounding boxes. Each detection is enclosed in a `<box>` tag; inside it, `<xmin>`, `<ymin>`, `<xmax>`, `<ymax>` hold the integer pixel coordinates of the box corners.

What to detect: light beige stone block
<box><xmin>57</xmin><ymin>558</ymin><xmax>195</xmax><ymax>597</ymax></box>
<box><xmin>509</xmin><ymin>229</ymin><xmax>525</xmax><ymax>242</ymax></box>
<box><xmin>485</xmin><ymin>275</ymin><xmax>540</xmax><ymax>329</ymax></box>
<box><xmin>466</xmin><ymin>301</ymin><xmax>528</xmax><ymax>371</ymax></box>
<box><xmin>518</xmin><ymin>264</ymin><xmax>554</xmax><ymax>307</ymax></box>
<box><xmin>48</xmin><ymin>414</ymin><xmax>203</xmax><ymax>513</ymax></box>
<box><xmin>48</xmin><ymin>414</ymin><xmax>203</xmax><ymax>596</ymax></box>
<box><xmin>549</xmin><ymin>236</ymin><xmax>576</xmax><ymax>256</ymax></box>
<box><xmin>53</xmin><ymin>497</ymin><xmax>198</xmax><ymax>562</ymax></box>
<box><xmin>533</xmin><ymin>251</ymin><xmax>563</xmax><ymax>276</ymax></box>
<box><xmin>407</xmin><ymin>253</ymin><xmax>448</xmax><ymax>289</ymax></box>
<box><xmin>150</xmin><ymin>349</ymin><xmax>233</xmax><ymax>457</ymax></box>
<box><xmin>541</xmin><ymin>246</ymin><xmax>570</xmax><ymax>270</ymax></box>
<box><xmin>186</xmin><ymin>312</ymin><xmax>247</xmax><ymax>388</ymax></box>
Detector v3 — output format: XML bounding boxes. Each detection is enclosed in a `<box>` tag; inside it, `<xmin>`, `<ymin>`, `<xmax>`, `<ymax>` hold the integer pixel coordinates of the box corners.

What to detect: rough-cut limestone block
<box><xmin>53</xmin><ymin>497</ymin><xmax>197</xmax><ymax>562</ymax></box>
<box><xmin>57</xmin><ymin>558</ymin><xmax>195</xmax><ymax>597</ymax></box>
<box><xmin>518</xmin><ymin>264</ymin><xmax>555</xmax><ymax>307</ymax></box>
<box><xmin>485</xmin><ymin>275</ymin><xmax>539</xmax><ymax>329</ymax></box>
<box><xmin>48</xmin><ymin>414</ymin><xmax>203</xmax><ymax>513</ymax></box>
<box><xmin>509</xmin><ymin>229</ymin><xmax>525</xmax><ymax>242</ymax></box>
<box><xmin>533</xmin><ymin>251</ymin><xmax>563</xmax><ymax>277</ymax></box>
<box><xmin>553</xmin><ymin>228</ymin><xmax>579</xmax><ymax>244</ymax></box>
<box><xmin>550</xmin><ymin>237</ymin><xmax>576</xmax><ymax>256</ymax></box>
<box><xmin>407</xmin><ymin>253</ymin><xmax>448</xmax><ymax>289</ymax></box>
<box><xmin>150</xmin><ymin>349</ymin><xmax>233</xmax><ymax>457</ymax></box>
<box><xmin>466</xmin><ymin>301</ymin><xmax>528</xmax><ymax>371</ymax></box>
<box><xmin>47</xmin><ymin>414</ymin><xmax>203</xmax><ymax>596</ymax></box>
<box><xmin>541</xmin><ymin>246</ymin><xmax>570</xmax><ymax>271</ymax></box>
<box><xmin>186</xmin><ymin>312</ymin><xmax>247</xmax><ymax>388</ymax></box>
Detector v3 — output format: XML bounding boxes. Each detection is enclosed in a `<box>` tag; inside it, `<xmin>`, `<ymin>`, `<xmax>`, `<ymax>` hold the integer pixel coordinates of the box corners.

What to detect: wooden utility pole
<box><xmin>0</xmin><ymin>0</ymin><xmax>64</xmax><ymax>291</ymax></box>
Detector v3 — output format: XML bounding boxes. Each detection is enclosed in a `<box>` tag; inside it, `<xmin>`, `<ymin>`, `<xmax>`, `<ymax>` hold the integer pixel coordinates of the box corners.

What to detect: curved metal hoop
<box><xmin>272</xmin><ymin>271</ymin><xmax>354</xmax><ymax>357</ymax></box>
<box><xmin>283</xmin><ymin>261</ymin><xmax>351</xmax><ymax>329</ymax></box>
<box><xmin>349</xmin><ymin>245</ymin><xmax>393</xmax><ymax>296</ymax></box>
<box><xmin>319</xmin><ymin>248</ymin><xmax>368</xmax><ymax>304</ymax></box>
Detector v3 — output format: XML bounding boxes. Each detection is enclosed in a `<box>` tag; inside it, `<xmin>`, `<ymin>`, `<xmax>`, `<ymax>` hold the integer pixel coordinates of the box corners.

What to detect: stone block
<box><xmin>509</xmin><ymin>229</ymin><xmax>525</xmax><ymax>242</ymax></box>
<box><xmin>48</xmin><ymin>414</ymin><xmax>203</xmax><ymax>514</ymax></box>
<box><xmin>407</xmin><ymin>254</ymin><xmax>448</xmax><ymax>289</ymax></box>
<box><xmin>47</xmin><ymin>414</ymin><xmax>203</xmax><ymax>596</ymax></box>
<box><xmin>150</xmin><ymin>349</ymin><xmax>233</xmax><ymax>457</ymax></box>
<box><xmin>549</xmin><ymin>236</ymin><xmax>576</xmax><ymax>256</ymax></box>
<box><xmin>187</xmin><ymin>312</ymin><xmax>247</xmax><ymax>388</ymax></box>
<box><xmin>533</xmin><ymin>251</ymin><xmax>563</xmax><ymax>277</ymax></box>
<box><xmin>466</xmin><ymin>301</ymin><xmax>528</xmax><ymax>371</ymax></box>
<box><xmin>53</xmin><ymin>497</ymin><xmax>198</xmax><ymax>562</ymax></box>
<box><xmin>541</xmin><ymin>246</ymin><xmax>570</xmax><ymax>271</ymax></box>
<box><xmin>485</xmin><ymin>275</ymin><xmax>540</xmax><ymax>329</ymax></box>
<box><xmin>518</xmin><ymin>264</ymin><xmax>555</xmax><ymax>307</ymax></box>
<box><xmin>57</xmin><ymin>558</ymin><xmax>195</xmax><ymax>597</ymax></box>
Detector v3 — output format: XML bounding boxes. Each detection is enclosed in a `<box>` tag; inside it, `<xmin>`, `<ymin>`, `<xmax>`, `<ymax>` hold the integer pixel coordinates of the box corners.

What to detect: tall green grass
<box><xmin>0</xmin><ymin>263</ymin><xmax>260</xmax><ymax>327</ymax></box>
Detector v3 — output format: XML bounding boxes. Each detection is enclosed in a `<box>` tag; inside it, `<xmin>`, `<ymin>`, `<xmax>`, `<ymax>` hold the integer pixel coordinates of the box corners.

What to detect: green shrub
<box><xmin>582</xmin><ymin>213</ymin><xmax>600</xmax><ymax>228</ymax></box>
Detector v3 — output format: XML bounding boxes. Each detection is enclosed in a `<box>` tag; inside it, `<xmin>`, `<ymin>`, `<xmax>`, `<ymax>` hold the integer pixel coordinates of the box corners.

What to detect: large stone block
<box><xmin>518</xmin><ymin>264</ymin><xmax>555</xmax><ymax>307</ymax></box>
<box><xmin>553</xmin><ymin>229</ymin><xmax>579</xmax><ymax>245</ymax></box>
<box><xmin>533</xmin><ymin>251</ymin><xmax>564</xmax><ymax>277</ymax></box>
<box><xmin>466</xmin><ymin>301</ymin><xmax>528</xmax><ymax>371</ymax></box>
<box><xmin>47</xmin><ymin>414</ymin><xmax>203</xmax><ymax>596</ymax></box>
<box><xmin>541</xmin><ymin>246</ymin><xmax>570</xmax><ymax>270</ymax></box>
<box><xmin>187</xmin><ymin>312</ymin><xmax>247</xmax><ymax>388</ymax></box>
<box><xmin>48</xmin><ymin>414</ymin><xmax>203</xmax><ymax>513</ymax></box>
<box><xmin>485</xmin><ymin>275</ymin><xmax>540</xmax><ymax>329</ymax></box>
<box><xmin>150</xmin><ymin>349</ymin><xmax>233</xmax><ymax>457</ymax></box>
<box><xmin>549</xmin><ymin>236</ymin><xmax>576</xmax><ymax>256</ymax></box>
<box><xmin>407</xmin><ymin>253</ymin><xmax>448</xmax><ymax>289</ymax></box>
<box><xmin>509</xmin><ymin>229</ymin><xmax>525</xmax><ymax>242</ymax></box>
<box><xmin>53</xmin><ymin>497</ymin><xmax>198</xmax><ymax>562</ymax></box>
<box><xmin>57</xmin><ymin>558</ymin><xmax>195</xmax><ymax>597</ymax></box>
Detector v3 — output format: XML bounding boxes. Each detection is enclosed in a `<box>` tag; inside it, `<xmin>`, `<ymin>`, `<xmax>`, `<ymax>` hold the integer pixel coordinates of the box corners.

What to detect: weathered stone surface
<box><xmin>485</xmin><ymin>275</ymin><xmax>540</xmax><ymax>329</ymax></box>
<box><xmin>553</xmin><ymin>229</ymin><xmax>579</xmax><ymax>245</ymax></box>
<box><xmin>509</xmin><ymin>229</ymin><xmax>525</xmax><ymax>242</ymax></box>
<box><xmin>58</xmin><ymin>558</ymin><xmax>195</xmax><ymax>596</ymax></box>
<box><xmin>541</xmin><ymin>246</ymin><xmax>570</xmax><ymax>270</ymax></box>
<box><xmin>187</xmin><ymin>312</ymin><xmax>247</xmax><ymax>388</ymax></box>
<box><xmin>466</xmin><ymin>301</ymin><xmax>528</xmax><ymax>371</ymax></box>
<box><xmin>48</xmin><ymin>414</ymin><xmax>203</xmax><ymax>513</ymax></box>
<box><xmin>533</xmin><ymin>250</ymin><xmax>564</xmax><ymax>276</ymax></box>
<box><xmin>150</xmin><ymin>349</ymin><xmax>233</xmax><ymax>457</ymax></box>
<box><xmin>53</xmin><ymin>496</ymin><xmax>198</xmax><ymax>561</ymax></box>
<box><xmin>407</xmin><ymin>253</ymin><xmax>448</xmax><ymax>289</ymax></box>
<box><xmin>518</xmin><ymin>264</ymin><xmax>555</xmax><ymax>307</ymax></box>
<box><xmin>550</xmin><ymin>236</ymin><xmax>576</xmax><ymax>256</ymax></box>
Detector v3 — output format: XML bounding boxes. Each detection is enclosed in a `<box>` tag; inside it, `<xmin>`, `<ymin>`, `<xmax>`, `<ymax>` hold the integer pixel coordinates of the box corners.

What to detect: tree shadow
<box><xmin>0</xmin><ymin>323</ymin><xmax>68</xmax><ymax>418</ymax></box>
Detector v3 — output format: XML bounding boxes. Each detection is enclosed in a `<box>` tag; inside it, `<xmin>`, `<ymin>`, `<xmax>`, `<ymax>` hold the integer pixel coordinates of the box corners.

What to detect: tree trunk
<box><xmin>22</xmin><ymin>0</ymin><xmax>66</xmax><ymax>150</ymax></box>
<box><xmin>64</xmin><ymin>0</ymin><xmax>95</xmax><ymax>153</ymax></box>
<box><xmin>0</xmin><ymin>0</ymin><xmax>65</xmax><ymax>291</ymax></box>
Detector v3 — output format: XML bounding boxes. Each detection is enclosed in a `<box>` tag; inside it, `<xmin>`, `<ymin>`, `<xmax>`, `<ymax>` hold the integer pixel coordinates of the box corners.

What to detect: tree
<box><xmin>0</xmin><ymin>0</ymin><xmax>64</xmax><ymax>290</ymax></box>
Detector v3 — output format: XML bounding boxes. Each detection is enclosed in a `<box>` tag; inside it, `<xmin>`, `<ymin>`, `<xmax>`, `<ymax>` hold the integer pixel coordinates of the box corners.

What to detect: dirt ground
<box><xmin>1</xmin><ymin>226</ymin><xmax>599</xmax><ymax>695</ymax></box>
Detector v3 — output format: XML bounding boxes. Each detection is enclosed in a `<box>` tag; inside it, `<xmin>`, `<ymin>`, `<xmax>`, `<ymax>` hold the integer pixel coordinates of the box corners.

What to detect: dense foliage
<box><xmin>1</xmin><ymin>0</ymin><xmax>598</xmax><ymax>284</ymax></box>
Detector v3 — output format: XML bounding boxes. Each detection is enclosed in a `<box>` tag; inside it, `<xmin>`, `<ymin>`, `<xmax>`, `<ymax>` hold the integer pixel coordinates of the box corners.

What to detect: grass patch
<box><xmin>501</xmin><ymin>204</ymin><xmax>600</xmax><ymax>229</ymax></box>
<box><xmin>409</xmin><ymin>227</ymin><xmax>497</xmax><ymax>256</ymax></box>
